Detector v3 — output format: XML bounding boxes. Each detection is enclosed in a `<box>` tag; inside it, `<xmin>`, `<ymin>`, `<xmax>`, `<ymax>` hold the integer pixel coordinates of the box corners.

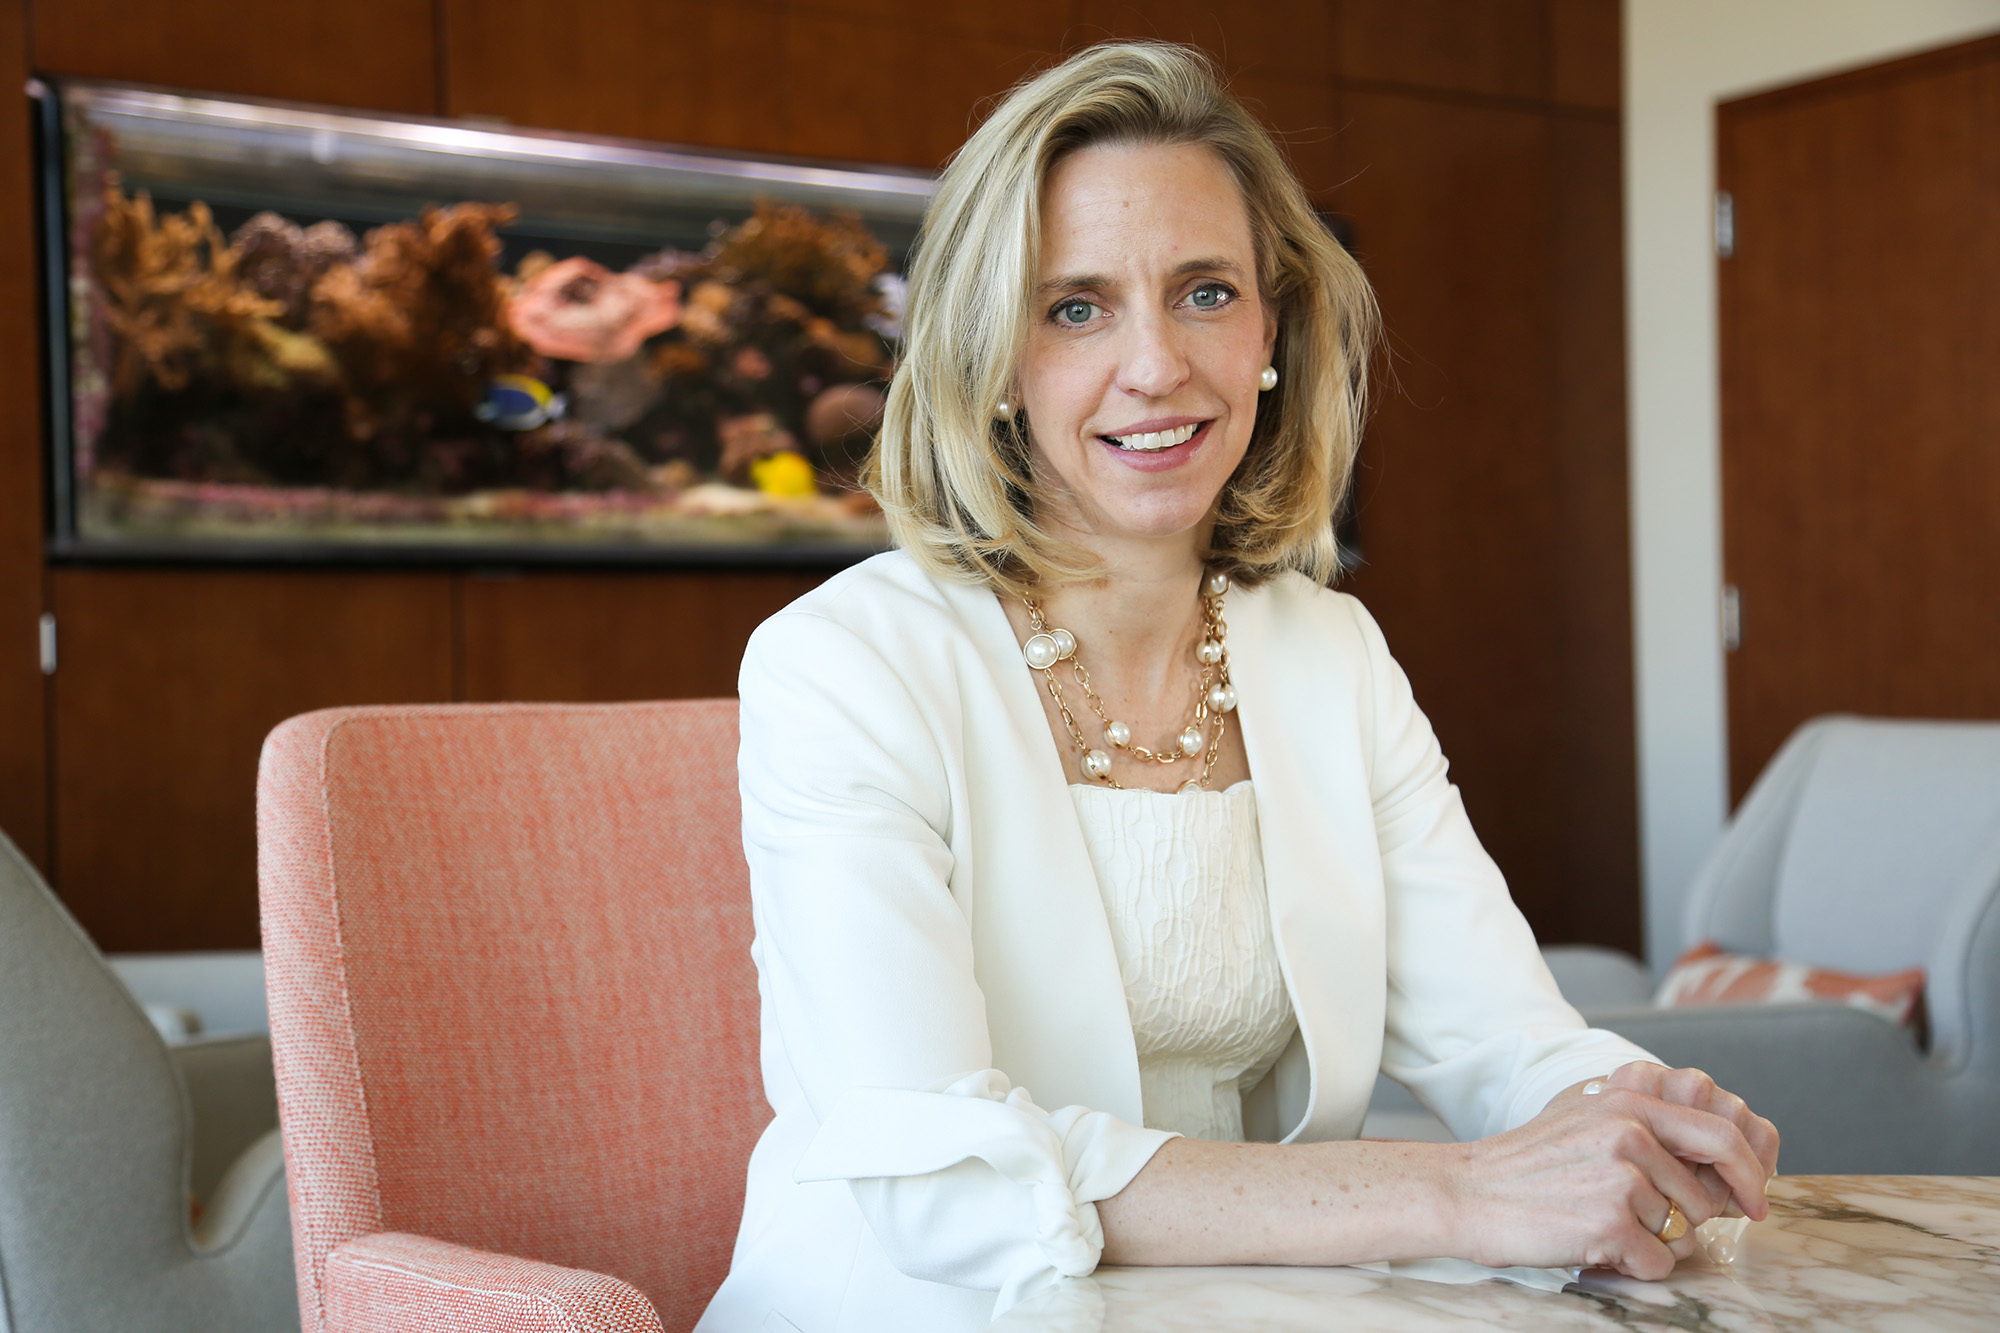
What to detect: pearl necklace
<box><xmin>1021</xmin><ymin>570</ymin><xmax>1238</xmax><ymax>793</ymax></box>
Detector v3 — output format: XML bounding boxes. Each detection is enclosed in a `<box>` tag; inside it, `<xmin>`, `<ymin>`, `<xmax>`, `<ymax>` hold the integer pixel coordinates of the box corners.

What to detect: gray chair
<box><xmin>1365</xmin><ymin>716</ymin><xmax>2000</xmax><ymax>1172</ymax></box>
<box><xmin>0</xmin><ymin>831</ymin><xmax>298</xmax><ymax>1332</ymax></box>
<box><xmin>1580</xmin><ymin>715</ymin><xmax>2000</xmax><ymax>1174</ymax></box>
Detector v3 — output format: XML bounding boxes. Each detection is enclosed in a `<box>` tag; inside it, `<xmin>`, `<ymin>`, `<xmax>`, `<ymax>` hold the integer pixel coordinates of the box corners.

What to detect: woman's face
<box><xmin>1018</xmin><ymin>141</ymin><xmax>1276</xmax><ymax>552</ymax></box>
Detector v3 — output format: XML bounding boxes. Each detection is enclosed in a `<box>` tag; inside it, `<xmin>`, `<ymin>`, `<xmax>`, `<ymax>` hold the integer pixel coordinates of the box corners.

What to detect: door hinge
<box><xmin>38</xmin><ymin>613</ymin><xmax>55</xmax><ymax>675</ymax></box>
<box><xmin>1721</xmin><ymin>584</ymin><xmax>1742</xmax><ymax>652</ymax></box>
<box><xmin>1715</xmin><ymin>190</ymin><xmax>1735</xmax><ymax>258</ymax></box>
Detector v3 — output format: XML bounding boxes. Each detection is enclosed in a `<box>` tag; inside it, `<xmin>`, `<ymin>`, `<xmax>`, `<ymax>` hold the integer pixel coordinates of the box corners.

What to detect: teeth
<box><xmin>1108</xmin><ymin>422</ymin><xmax>1199</xmax><ymax>451</ymax></box>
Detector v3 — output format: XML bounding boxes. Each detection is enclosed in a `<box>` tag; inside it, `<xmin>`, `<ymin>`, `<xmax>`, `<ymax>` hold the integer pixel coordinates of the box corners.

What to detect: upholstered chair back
<box><xmin>259</xmin><ymin>701</ymin><xmax>765</xmax><ymax>1333</ymax></box>
<box><xmin>0</xmin><ymin>831</ymin><xmax>296</xmax><ymax>1331</ymax></box>
<box><xmin>1682</xmin><ymin>715</ymin><xmax>2000</xmax><ymax>1073</ymax></box>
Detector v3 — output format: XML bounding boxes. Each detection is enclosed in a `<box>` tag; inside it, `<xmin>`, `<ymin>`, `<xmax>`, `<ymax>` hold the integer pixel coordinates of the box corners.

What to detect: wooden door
<box><xmin>1719</xmin><ymin>37</ymin><xmax>2000</xmax><ymax>802</ymax></box>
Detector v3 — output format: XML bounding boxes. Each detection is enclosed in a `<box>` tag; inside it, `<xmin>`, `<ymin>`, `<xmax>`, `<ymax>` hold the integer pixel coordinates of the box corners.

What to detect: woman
<box><xmin>698</xmin><ymin>41</ymin><xmax>1777</xmax><ymax>1333</ymax></box>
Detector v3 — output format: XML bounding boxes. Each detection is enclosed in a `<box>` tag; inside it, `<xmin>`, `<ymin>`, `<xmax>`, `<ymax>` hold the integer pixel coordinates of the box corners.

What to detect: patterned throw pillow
<box><xmin>1656</xmin><ymin>941</ymin><xmax>1926</xmax><ymax>1028</ymax></box>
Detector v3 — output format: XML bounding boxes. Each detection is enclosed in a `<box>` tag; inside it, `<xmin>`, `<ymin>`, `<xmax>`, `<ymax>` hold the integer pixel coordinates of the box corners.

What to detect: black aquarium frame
<box><xmin>34</xmin><ymin>78</ymin><xmax>936</xmax><ymax>570</ymax></box>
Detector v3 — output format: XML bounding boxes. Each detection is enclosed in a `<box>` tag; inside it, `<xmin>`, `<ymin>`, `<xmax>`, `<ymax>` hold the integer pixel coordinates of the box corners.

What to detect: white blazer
<box><xmin>697</xmin><ymin>552</ymin><xmax>1653</xmax><ymax>1333</ymax></box>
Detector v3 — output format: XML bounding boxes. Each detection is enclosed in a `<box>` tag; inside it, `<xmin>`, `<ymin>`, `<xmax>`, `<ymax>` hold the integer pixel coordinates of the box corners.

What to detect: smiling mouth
<box><xmin>1101</xmin><ymin>421</ymin><xmax>1205</xmax><ymax>451</ymax></box>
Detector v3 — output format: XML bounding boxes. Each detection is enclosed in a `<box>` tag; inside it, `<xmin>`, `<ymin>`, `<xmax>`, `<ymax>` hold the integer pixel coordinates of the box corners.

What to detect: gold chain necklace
<box><xmin>1021</xmin><ymin>571</ymin><xmax>1238</xmax><ymax>793</ymax></box>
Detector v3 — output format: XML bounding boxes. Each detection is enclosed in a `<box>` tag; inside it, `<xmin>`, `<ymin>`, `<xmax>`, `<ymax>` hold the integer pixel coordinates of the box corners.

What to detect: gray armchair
<box><xmin>0</xmin><ymin>831</ymin><xmax>297</xmax><ymax>1332</ymax></box>
<box><xmin>1582</xmin><ymin>715</ymin><xmax>2000</xmax><ymax>1174</ymax></box>
<box><xmin>1365</xmin><ymin>716</ymin><xmax>2000</xmax><ymax>1173</ymax></box>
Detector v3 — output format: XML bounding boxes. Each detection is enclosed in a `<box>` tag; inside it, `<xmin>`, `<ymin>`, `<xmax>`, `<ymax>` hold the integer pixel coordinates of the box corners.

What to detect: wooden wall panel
<box><xmin>1078</xmin><ymin>1</ymin><xmax>1339</xmax><ymax>82</ymax></box>
<box><xmin>0</xmin><ymin>0</ymin><xmax>45</xmax><ymax>868</ymax></box>
<box><xmin>778</xmin><ymin>13</ymin><xmax>1047</xmax><ymax>168</ymax></box>
<box><xmin>460</xmin><ymin>570</ymin><xmax>823</xmax><ymax>703</ymax></box>
<box><xmin>31</xmin><ymin>0</ymin><xmax>439</xmax><ymax>113</ymax></box>
<box><xmin>1338</xmin><ymin>0</ymin><xmax>1552</xmax><ymax>101</ymax></box>
<box><xmin>1333</xmin><ymin>86</ymin><xmax>1636</xmax><ymax>950</ymax></box>
<box><xmin>1719</xmin><ymin>38</ymin><xmax>2000</xmax><ymax>801</ymax></box>
<box><xmin>1547</xmin><ymin>113</ymin><xmax>1637</xmax><ymax>947</ymax></box>
<box><xmin>442</xmin><ymin>0</ymin><xmax>788</xmax><ymax>151</ymax></box>
<box><xmin>50</xmin><ymin>570</ymin><xmax>454</xmax><ymax>950</ymax></box>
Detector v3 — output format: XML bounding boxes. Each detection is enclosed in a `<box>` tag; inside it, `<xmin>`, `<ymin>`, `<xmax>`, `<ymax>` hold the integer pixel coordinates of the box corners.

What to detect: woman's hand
<box><xmin>1606</xmin><ymin>1061</ymin><xmax>1780</xmax><ymax>1221</ymax></box>
<box><xmin>1442</xmin><ymin>1062</ymin><xmax>1778</xmax><ymax>1280</ymax></box>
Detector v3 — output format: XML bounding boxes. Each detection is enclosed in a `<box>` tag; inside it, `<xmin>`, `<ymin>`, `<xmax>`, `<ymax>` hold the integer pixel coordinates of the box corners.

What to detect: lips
<box><xmin>1104</xmin><ymin>421</ymin><xmax>1200</xmax><ymax>452</ymax></box>
<box><xmin>1095</xmin><ymin>419</ymin><xmax>1212</xmax><ymax>469</ymax></box>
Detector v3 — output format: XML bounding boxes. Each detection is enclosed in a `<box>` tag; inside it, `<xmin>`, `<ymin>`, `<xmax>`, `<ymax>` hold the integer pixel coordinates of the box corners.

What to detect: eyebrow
<box><xmin>1034</xmin><ymin>256</ymin><xmax>1244</xmax><ymax>295</ymax></box>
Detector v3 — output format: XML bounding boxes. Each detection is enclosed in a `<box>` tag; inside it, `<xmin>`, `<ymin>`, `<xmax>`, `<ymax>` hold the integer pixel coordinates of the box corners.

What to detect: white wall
<box><xmin>1623</xmin><ymin>0</ymin><xmax>2000</xmax><ymax>969</ymax></box>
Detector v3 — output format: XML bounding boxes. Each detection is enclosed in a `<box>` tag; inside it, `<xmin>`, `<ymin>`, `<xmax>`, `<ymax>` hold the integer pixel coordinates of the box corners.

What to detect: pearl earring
<box><xmin>1257</xmin><ymin>365</ymin><xmax>1278</xmax><ymax>392</ymax></box>
<box><xmin>993</xmin><ymin>400</ymin><xmax>1015</xmax><ymax>422</ymax></box>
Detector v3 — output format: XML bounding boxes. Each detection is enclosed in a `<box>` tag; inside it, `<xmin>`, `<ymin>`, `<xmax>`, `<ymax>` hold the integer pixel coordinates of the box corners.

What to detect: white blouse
<box><xmin>1070</xmin><ymin>781</ymin><xmax>1296</xmax><ymax>1142</ymax></box>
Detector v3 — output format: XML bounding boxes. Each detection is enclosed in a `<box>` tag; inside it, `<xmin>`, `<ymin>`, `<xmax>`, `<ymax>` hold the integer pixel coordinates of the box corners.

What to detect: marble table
<box><xmin>989</xmin><ymin>1176</ymin><xmax>2000</xmax><ymax>1331</ymax></box>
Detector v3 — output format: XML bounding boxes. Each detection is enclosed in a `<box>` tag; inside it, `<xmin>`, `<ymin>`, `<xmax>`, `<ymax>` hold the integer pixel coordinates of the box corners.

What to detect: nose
<box><xmin>1114</xmin><ymin>306</ymin><xmax>1190</xmax><ymax>400</ymax></box>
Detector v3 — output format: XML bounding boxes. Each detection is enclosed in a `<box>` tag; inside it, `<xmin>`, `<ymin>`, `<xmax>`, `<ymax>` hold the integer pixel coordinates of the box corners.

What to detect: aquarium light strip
<box><xmin>69</xmin><ymin>83</ymin><xmax>938</xmax><ymax>209</ymax></box>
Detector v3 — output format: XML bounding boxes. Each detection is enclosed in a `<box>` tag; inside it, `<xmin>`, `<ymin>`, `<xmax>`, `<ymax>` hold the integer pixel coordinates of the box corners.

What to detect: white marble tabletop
<box><xmin>989</xmin><ymin>1176</ymin><xmax>2000</xmax><ymax>1331</ymax></box>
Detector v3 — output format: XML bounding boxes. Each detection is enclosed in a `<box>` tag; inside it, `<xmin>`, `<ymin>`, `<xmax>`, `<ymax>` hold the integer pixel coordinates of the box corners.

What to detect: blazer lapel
<box><xmin>1229</xmin><ymin>578</ymin><xmax>1389</xmax><ymax>1142</ymax></box>
<box><xmin>938</xmin><ymin>578</ymin><xmax>1146</xmax><ymax>1125</ymax></box>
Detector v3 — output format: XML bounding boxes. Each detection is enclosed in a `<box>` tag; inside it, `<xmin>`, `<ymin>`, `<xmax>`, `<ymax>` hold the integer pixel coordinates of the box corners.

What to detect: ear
<box><xmin>1261</xmin><ymin>300</ymin><xmax>1280</xmax><ymax>366</ymax></box>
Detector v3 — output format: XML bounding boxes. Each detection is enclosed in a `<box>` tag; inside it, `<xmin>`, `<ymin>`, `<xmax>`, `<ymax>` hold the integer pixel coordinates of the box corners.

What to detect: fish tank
<box><xmin>36</xmin><ymin>80</ymin><xmax>935</xmax><ymax>564</ymax></box>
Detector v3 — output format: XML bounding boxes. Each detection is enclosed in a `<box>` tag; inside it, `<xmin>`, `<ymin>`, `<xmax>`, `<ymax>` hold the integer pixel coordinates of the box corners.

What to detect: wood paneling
<box><xmin>1719</xmin><ymin>37</ymin><xmax>2000</xmax><ymax>801</ymax></box>
<box><xmin>1078</xmin><ymin>1</ymin><xmax>1339</xmax><ymax>82</ymax></box>
<box><xmin>1548</xmin><ymin>112</ymin><xmax>1637</xmax><ymax>946</ymax></box>
<box><xmin>444</xmin><ymin>0</ymin><xmax>1061</xmax><ymax>167</ymax></box>
<box><xmin>793</xmin><ymin>0</ymin><xmax>1071</xmax><ymax>49</ymax></box>
<box><xmin>1333</xmin><ymin>87</ymin><xmax>1636</xmax><ymax>949</ymax></box>
<box><xmin>1549</xmin><ymin>0</ymin><xmax>1620</xmax><ymax>112</ymax></box>
<box><xmin>31</xmin><ymin>0</ymin><xmax>439</xmax><ymax>113</ymax></box>
<box><xmin>442</xmin><ymin>0</ymin><xmax>788</xmax><ymax>152</ymax></box>
<box><xmin>1338</xmin><ymin>0</ymin><xmax>1551</xmax><ymax>101</ymax></box>
<box><xmin>460</xmin><ymin>570</ymin><xmax>824</xmax><ymax>703</ymax></box>
<box><xmin>0</xmin><ymin>0</ymin><xmax>44</xmax><ymax>869</ymax></box>
<box><xmin>779</xmin><ymin>12</ymin><xmax>1046</xmax><ymax>168</ymax></box>
<box><xmin>50</xmin><ymin>570</ymin><xmax>454</xmax><ymax>950</ymax></box>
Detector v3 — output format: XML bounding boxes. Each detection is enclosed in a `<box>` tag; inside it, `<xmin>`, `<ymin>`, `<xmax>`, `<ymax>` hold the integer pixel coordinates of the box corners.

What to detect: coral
<box><xmin>715</xmin><ymin>412</ymin><xmax>799</xmax><ymax>482</ymax></box>
<box><xmin>90</xmin><ymin>184</ymin><xmax>286</xmax><ymax>397</ymax></box>
<box><xmin>569</xmin><ymin>353</ymin><xmax>664</xmax><ymax>433</ymax></box>
<box><xmin>309</xmin><ymin>202</ymin><xmax>531</xmax><ymax>413</ymax></box>
<box><xmin>804</xmin><ymin>382</ymin><xmax>885</xmax><ymax>449</ymax></box>
<box><xmin>507</xmin><ymin>256</ymin><xmax>681</xmax><ymax>363</ymax></box>
<box><xmin>707</xmin><ymin>200</ymin><xmax>888</xmax><ymax>329</ymax></box>
<box><xmin>230</xmin><ymin>212</ymin><xmax>357</xmax><ymax>328</ymax></box>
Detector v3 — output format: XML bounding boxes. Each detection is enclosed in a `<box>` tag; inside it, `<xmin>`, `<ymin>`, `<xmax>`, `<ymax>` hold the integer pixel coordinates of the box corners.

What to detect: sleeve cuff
<box><xmin>795</xmin><ymin>1069</ymin><xmax>1176</xmax><ymax>1280</ymax></box>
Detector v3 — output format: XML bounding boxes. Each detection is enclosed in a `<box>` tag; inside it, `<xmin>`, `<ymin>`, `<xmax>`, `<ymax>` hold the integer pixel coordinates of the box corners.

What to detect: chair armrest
<box><xmin>325</xmin><ymin>1232</ymin><xmax>663</xmax><ymax>1333</ymax></box>
<box><xmin>171</xmin><ymin>1032</ymin><xmax>279</xmax><ymax>1208</ymax></box>
<box><xmin>1541</xmin><ymin>945</ymin><xmax>1653</xmax><ymax>1008</ymax></box>
<box><xmin>1580</xmin><ymin>1001</ymin><xmax>1933</xmax><ymax>1173</ymax></box>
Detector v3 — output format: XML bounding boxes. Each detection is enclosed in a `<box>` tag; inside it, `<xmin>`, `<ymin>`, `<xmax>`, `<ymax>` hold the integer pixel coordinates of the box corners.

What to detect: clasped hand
<box><xmin>1447</xmin><ymin>1061</ymin><xmax>1779</xmax><ymax>1280</ymax></box>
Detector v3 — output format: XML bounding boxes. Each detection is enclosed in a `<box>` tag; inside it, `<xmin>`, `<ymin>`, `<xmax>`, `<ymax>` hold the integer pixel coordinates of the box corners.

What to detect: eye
<box><xmin>1051</xmin><ymin>298</ymin><xmax>1103</xmax><ymax>327</ymax></box>
<box><xmin>1183</xmin><ymin>282</ymin><xmax>1237</xmax><ymax>310</ymax></box>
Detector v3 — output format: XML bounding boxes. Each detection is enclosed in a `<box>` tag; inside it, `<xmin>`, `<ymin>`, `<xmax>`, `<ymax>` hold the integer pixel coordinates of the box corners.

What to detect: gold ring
<box><xmin>1657</xmin><ymin>1201</ymin><xmax>1689</xmax><ymax>1244</ymax></box>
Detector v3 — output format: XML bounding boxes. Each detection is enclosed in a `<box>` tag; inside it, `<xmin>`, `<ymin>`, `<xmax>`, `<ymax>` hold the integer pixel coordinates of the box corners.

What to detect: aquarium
<box><xmin>38</xmin><ymin>80</ymin><xmax>935</xmax><ymax>563</ymax></box>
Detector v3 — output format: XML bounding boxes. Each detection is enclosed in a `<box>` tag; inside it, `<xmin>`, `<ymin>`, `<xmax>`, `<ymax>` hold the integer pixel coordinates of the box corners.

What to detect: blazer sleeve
<box><xmin>737</xmin><ymin>607</ymin><xmax>1175</xmax><ymax>1309</ymax></box>
<box><xmin>1347</xmin><ymin>598</ymin><xmax>1659</xmax><ymax>1140</ymax></box>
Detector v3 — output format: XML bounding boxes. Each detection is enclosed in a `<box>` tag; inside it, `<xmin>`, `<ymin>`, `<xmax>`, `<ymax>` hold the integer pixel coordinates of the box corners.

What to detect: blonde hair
<box><xmin>866</xmin><ymin>40</ymin><xmax>1379</xmax><ymax>596</ymax></box>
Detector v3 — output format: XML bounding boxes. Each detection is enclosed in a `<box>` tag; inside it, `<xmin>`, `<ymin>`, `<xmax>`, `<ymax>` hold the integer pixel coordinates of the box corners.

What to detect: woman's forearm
<box><xmin>1096</xmin><ymin>1135</ymin><xmax>1466</xmax><ymax>1268</ymax></box>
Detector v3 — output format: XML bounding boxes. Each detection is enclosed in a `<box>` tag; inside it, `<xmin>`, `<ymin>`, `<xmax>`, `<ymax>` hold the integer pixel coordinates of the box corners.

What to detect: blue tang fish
<box><xmin>477</xmin><ymin>374</ymin><xmax>566</xmax><ymax>431</ymax></box>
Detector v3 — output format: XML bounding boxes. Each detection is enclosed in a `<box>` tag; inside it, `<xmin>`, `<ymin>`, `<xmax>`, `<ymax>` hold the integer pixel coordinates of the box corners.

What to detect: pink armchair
<box><xmin>257</xmin><ymin>701</ymin><xmax>767</xmax><ymax>1333</ymax></box>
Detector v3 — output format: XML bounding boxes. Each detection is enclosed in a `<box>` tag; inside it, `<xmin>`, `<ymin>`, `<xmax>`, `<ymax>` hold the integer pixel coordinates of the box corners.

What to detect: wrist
<box><xmin>1423</xmin><ymin>1140</ymin><xmax>1478</xmax><ymax>1262</ymax></box>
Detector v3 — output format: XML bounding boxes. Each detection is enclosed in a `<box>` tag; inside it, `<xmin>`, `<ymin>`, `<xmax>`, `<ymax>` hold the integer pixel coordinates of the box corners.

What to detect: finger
<box><xmin>1621</xmin><ymin>1093</ymin><xmax>1771</xmax><ymax>1221</ymax></box>
<box><xmin>1607</xmin><ymin>1060</ymin><xmax>1668</xmax><ymax>1095</ymax></box>
<box><xmin>1686</xmin><ymin>1162</ymin><xmax>1734</xmax><ymax>1221</ymax></box>
<box><xmin>1645</xmin><ymin>1068</ymin><xmax>1782</xmax><ymax>1181</ymax></box>
<box><xmin>1609</xmin><ymin>1198</ymin><xmax>1680</xmax><ymax>1281</ymax></box>
<box><xmin>1629</xmin><ymin>1135</ymin><xmax>1716</xmax><ymax>1229</ymax></box>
